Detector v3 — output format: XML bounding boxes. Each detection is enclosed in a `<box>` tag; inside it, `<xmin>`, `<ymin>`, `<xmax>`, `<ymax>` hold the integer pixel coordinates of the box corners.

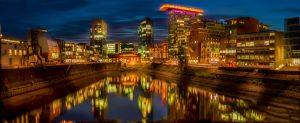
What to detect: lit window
<box><xmin>14</xmin><ymin>50</ymin><xmax>17</xmax><ymax>55</ymax></box>
<box><xmin>264</xmin><ymin>41</ymin><xmax>269</xmax><ymax>46</ymax></box>
<box><xmin>237</xmin><ymin>43</ymin><xmax>241</xmax><ymax>47</ymax></box>
<box><xmin>269</xmin><ymin>48</ymin><xmax>275</xmax><ymax>50</ymax></box>
<box><xmin>23</xmin><ymin>50</ymin><xmax>26</xmax><ymax>55</ymax></box>
<box><xmin>250</xmin><ymin>42</ymin><xmax>254</xmax><ymax>46</ymax></box>
<box><xmin>269</xmin><ymin>33</ymin><xmax>275</xmax><ymax>36</ymax></box>
<box><xmin>270</xmin><ymin>40</ymin><xmax>275</xmax><ymax>43</ymax></box>
<box><xmin>270</xmin><ymin>55</ymin><xmax>274</xmax><ymax>58</ymax></box>
<box><xmin>246</xmin><ymin>42</ymin><xmax>250</xmax><ymax>46</ymax></box>
<box><xmin>9</xmin><ymin>49</ymin><xmax>12</xmax><ymax>55</ymax></box>
<box><xmin>19</xmin><ymin>50</ymin><xmax>22</xmax><ymax>55</ymax></box>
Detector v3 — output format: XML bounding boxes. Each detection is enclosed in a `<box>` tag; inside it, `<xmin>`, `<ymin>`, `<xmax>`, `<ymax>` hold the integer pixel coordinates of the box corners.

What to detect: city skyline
<box><xmin>0</xmin><ymin>0</ymin><xmax>300</xmax><ymax>43</ymax></box>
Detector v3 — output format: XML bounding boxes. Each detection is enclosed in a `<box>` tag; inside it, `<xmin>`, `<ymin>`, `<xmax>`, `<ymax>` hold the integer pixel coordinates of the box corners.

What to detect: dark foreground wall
<box><xmin>0</xmin><ymin>63</ymin><xmax>121</xmax><ymax>98</ymax></box>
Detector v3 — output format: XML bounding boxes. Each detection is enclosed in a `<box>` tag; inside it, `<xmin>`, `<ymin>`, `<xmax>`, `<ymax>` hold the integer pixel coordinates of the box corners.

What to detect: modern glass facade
<box><xmin>90</xmin><ymin>19</ymin><xmax>107</xmax><ymax>58</ymax></box>
<box><xmin>160</xmin><ymin>4</ymin><xmax>204</xmax><ymax>64</ymax></box>
<box><xmin>236</xmin><ymin>31</ymin><xmax>284</xmax><ymax>69</ymax></box>
<box><xmin>138</xmin><ymin>18</ymin><xmax>153</xmax><ymax>60</ymax></box>
<box><xmin>284</xmin><ymin>17</ymin><xmax>300</xmax><ymax>66</ymax></box>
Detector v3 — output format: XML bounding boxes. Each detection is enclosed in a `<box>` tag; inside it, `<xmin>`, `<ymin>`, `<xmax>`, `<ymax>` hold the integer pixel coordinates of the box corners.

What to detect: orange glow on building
<box><xmin>160</xmin><ymin>4</ymin><xmax>204</xmax><ymax>13</ymax></box>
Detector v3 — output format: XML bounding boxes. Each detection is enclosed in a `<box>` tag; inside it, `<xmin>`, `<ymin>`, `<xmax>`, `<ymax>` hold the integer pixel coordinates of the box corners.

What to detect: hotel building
<box><xmin>284</xmin><ymin>17</ymin><xmax>300</xmax><ymax>66</ymax></box>
<box><xmin>236</xmin><ymin>31</ymin><xmax>284</xmax><ymax>69</ymax></box>
<box><xmin>90</xmin><ymin>19</ymin><xmax>107</xmax><ymax>58</ymax></box>
<box><xmin>160</xmin><ymin>4</ymin><xmax>204</xmax><ymax>63</ymax></box>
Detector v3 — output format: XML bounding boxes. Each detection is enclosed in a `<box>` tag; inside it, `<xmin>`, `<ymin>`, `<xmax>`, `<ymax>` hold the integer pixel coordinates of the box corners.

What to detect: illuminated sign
<box><xmin>160</xmin><ymin>4</ymin><xmax>204</xmax><ymax>13</ymax></box>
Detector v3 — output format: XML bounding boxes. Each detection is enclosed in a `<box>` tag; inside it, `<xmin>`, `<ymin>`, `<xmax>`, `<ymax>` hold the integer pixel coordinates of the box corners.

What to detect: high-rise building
<box><xmin>284</xmin><ymin>17</ymin><xmax>300</xmax><ymax>66</ymax></box>
<box><xmin>220</xmin><ymin>17</ymin><xmax>267</xmax><ymax>67</ymax></box>
<box><xmin>189</xmin><ymin>20</ymin><xmax>225</xmax><ymax>64</ymax></box>
<box><xmin>160</xmin><ymin>4</ymin><xmax>204</xmax><ymax>64</ymax></box>
<box><xmin>138</xmin><ymin>17</ymin><xmax>153</xmax><ymax>60</ymax></box>
<box><xmin>90</xmin><ymin>19</ymin><xmax>107</xmax><ymax>58</ymax></box>
<box><xmin>236</xmin><ymin>31</ymin><xmax>284</xmax><ymax>69</ymax></box>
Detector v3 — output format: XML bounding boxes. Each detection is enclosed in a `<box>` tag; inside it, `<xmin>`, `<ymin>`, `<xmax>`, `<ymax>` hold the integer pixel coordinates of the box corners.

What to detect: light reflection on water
<box><xmin>4</xmin><ymin>73</ymin><xmax>274</xmax><ymax>123</ymax></box>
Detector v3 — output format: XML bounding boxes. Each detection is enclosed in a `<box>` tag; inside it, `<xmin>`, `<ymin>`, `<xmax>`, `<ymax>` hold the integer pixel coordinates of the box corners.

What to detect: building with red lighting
<box><xmin>27</xmin><ymin>28</ymin><xmax>60</xmax><ymax>65</ymax></box>
<box><xmin>160</xmin><ymin>4</ymin><xmax>204</xmax><ymax>62</ymax></box>
<box><xmin>189</xmin><ymin>20</ymin><xmax>226</xmax><ymax>64</ymax></box>
<box><xmin>149</xmin><ymin>41</ymin><xmax>169</xmax><ymax>62</ymax></box>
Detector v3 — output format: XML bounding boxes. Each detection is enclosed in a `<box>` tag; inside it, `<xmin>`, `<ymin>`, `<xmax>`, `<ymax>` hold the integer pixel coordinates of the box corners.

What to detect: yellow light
<box><xmin>160</xmin><ymin>4</ymin><xmax>204</xmax><ymax>13</ymax></box>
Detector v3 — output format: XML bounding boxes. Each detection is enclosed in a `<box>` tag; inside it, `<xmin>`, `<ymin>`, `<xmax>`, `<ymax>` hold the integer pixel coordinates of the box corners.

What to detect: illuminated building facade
<box><xmin>60</xmin><ymin>42</ymin><xmax>98</xmax><ymax>63</ymax></box>
<box><xmin>221</xmin><ymin>17</ymin><xmax>266</xmax><ymax>67</ymax></box>
<box><xmin>236</xmin><ymin>31</ymin><xmax>284</xmax><ymax>69</ymax></box>
<box><xmin>138</xmin><ymin>17</ymin><xmax>153</xmax><ymax>60</ymax></box>
<box><xmin>160</xmin><ymin>4</ymin><xmax>204</xmax><ymax>62</ymax></box>
<box><xmin>121</xmin><ymin>42</ymin><xmax>135</xmax><ymax>53</ymax></box>
<box><xmin>284</xmin><ymin>17</ymin><xmax>300</xmax><ymax>66</ymax></box>
<box><xmin>189</xmin><ymin>20</ymin><xmax>225</xmax><ymax>64</ymax></box>
<box><xmin>27</xmin><ymin>28</ymin><xmax>60</xmax><ymax>65</ymax></box>
<box><xmin>149</xmin><ymin>41</ymin><xmax>169</xmax><ymax>62</ymax></box>
<box><xmin>107</xmin><ymin>42</ymin><xmax>121</xmax><ymax>54</ymax></box>
<box><xmin>90</xmin><ymin>19</ymin><xmax>107</xmax><ymax>58</ymax></box>
<box><xmin>1</xmin><ymin>37</ymin><xmax>27</xmax><ymax>67</ymax></box>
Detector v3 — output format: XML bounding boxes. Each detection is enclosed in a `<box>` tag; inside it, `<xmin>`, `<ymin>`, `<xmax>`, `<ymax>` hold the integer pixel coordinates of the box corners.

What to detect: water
<box><xmin>2</xmin><ymin>72</ymin><xmax>299</xmax><ymax>123</ymax></box>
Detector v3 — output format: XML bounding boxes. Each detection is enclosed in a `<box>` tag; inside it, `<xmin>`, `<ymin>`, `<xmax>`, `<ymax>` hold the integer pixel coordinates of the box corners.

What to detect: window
<box><xmin>9</xmin><ymin>49</ymin><xmax>12</xmax><ymax>55</ymax></box>
<box><xmin>264</xmin><ymin>41</ymin><xmax>269</xmax><ymax>46</ymax></box>
<box><xmin>9</xmin><ymin>58</ymin><xmax>12</xmax><ymax>65</ymax></box>
<box><xmin>270</xmin><ymin>40</ymin><xmax>275</xmax><ymax>43</ymax></box>
<box><xmin>4</xmin><ymin>49</ymin><xmax>7</xmax><ymax>55</ymax></box>
<box><xmin>14</xmin><ymin>50</ymin><xmax>18</xmax><ymax>55</ymax></box>
<box><xmin>269</xmin><ymin>48</ymin><xmax>275</xmax><ymax>50</ymax></box>
<box><xmin>237</xmin><ymin>43</ymin><xmax>241</xmax><ymax>47</ymax></box>
<box><xmin>270</xmin><ymin>55</ymin><xmax>274</xmax><ymax>58</ymax></box>
<box><xmin>19</xmin><ymin>50</ymin><xmax>22</xmax><ymax>55</ymax></box>
<box><xmin>250</xmin><ymin>42</ymin><xmax>254</xmax><ymax>46</ymax></box>
<box><xmin>246</xmin><ymin>42</ymin><xmax>250</xmax><ymax>46</ymax></box>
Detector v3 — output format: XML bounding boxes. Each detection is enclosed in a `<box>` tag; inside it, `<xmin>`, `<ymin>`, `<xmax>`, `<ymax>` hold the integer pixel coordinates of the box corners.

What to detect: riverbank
<box><xmin>1</xmin><ymin>63</ymin><xmax>299</xmax><ymax>121</ymax></box>
<box><xmin>1</xmin><ymin>71</ymin><xmax>122</xmax><ymax>118</ymax></box>
<box><xmin>132</xmin><ymin>64</ymin><xmax>300</xmax><ymax>122</ymax></box>
<box><xmin>1</xmin><ymin>63</ymin><xmax>121</xmax><ymax>98</ymax></box>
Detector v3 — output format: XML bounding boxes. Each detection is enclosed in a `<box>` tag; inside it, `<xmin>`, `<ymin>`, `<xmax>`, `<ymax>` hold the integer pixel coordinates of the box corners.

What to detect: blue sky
<box><xmin>0</xmin><ymin>0</ymin><xmax>299</xmax><ymax>43</ymax></box>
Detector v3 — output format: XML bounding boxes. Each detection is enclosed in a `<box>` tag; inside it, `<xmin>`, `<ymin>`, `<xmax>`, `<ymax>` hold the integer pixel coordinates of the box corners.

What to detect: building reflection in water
<box><xmin>4</xmin><ymin>72</ymin><xmax>268</xmax><ymax>123</ymax></box>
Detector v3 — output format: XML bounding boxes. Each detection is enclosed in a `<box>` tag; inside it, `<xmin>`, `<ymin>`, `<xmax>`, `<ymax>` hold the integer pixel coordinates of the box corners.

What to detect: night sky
<box><xmin>0</xmin><ymin>0</ymin><xmax>299</xmax><ymax>43</ymax></box>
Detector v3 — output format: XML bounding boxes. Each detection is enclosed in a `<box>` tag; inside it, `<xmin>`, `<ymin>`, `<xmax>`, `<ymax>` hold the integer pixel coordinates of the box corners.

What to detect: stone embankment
<box><xmin>0</xmin><ymin>63</ymin><xmax>121</xmax><ymax>98</ymax></box>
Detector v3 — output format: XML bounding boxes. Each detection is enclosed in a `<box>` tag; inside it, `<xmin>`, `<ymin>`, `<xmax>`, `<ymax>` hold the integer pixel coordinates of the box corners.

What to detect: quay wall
<box><xmin>0</xmin><ymin>63</ymin><xmax>121</xmax><ymax>98</ymax></box>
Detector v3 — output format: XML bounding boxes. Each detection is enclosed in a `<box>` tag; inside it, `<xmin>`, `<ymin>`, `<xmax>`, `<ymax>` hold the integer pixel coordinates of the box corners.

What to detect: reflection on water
<box><xmin>3</xmin><ymin>72</ymin><xmax>293</xmax><ymax>123</ymax></box>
